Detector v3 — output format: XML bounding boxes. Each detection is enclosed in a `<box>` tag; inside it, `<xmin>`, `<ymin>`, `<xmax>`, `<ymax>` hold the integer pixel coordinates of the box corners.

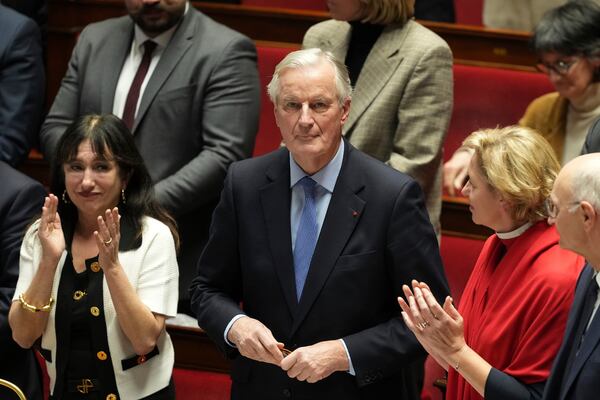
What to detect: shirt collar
<box><xmin>495</xmin><ymin>221</ymin><xmax>534</xmax><ymax>240</ymax></box>
<box><xmin>133</xmin><ymin>2</ymin><xmax>188</xmax><ymax>50</ymax></box>
<box><xmin>289</xmin><ymin>140</ymin><xmax>344</xmax><ymax>193</ymax></box>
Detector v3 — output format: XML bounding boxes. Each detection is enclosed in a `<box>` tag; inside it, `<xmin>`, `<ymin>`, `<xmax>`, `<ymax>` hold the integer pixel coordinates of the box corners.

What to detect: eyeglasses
<box><xmin>536</xmin><ymin>58</ymin><xmax>580</xmax><ymax>76</ymax></box>
<box><xmin>545</xmin><ymin>197</ymin><xmax>581</xmax><ymax>218</ymax></box>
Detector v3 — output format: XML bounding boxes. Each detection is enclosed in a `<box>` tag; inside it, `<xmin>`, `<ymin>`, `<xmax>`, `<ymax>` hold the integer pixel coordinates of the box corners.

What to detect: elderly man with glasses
<box><xmin>544</xmin><ymin>153</ymin><xmax>600</xmax><ymax>400</ymax></box>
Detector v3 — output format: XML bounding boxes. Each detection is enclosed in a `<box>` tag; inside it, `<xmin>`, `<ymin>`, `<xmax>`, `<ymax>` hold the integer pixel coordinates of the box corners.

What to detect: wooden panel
<box><xmin>47</xmin><ymin>0</ymin><xmax>536</xmax><ymax>69</ymax></box>
<box><xmin>167</xmin><ymin>325</ymin><xmax>231</xmax><ymax>372</ymax></box>
<box><xmin>427</xmin><ymin>21</ymin><xmax>535</xmax><ymax>70</ymax></box>
<box><xmin>441</xmin><ymin>195</ymin><xmax>492</xmax><ymax>239</ymax></box>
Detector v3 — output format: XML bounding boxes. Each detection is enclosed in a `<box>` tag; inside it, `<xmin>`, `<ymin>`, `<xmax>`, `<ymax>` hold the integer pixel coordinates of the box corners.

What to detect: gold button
<box><xmin>90</xmin><ymin>262</ymin><xmax>101</xmax><ymax>272</ymax></box>
<box><xmin>90</xmin><ymin>306</ymin><xmax>100</xmax><ymax>317</ymax></box>
<box><xmin>106</xmin><ymin>393</ymin><xmax>117</xmax><ymax>400</ymax></box>
<box><xmin>97</xmin><ymin>351</ymin><xmax>107</xmax><ymax>361</ymax></box>
<box><xmin>73</xmin><ymin>290</ymin><xmax>86</xmax><ymax>301</ymax></box>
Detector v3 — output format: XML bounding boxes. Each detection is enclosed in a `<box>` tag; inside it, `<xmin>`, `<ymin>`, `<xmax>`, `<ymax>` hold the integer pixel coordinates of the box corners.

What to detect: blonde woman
<box><xmin>400</xmin><ymin>126</ymin><xmax>584</xmax><ymax>400</ymax></box>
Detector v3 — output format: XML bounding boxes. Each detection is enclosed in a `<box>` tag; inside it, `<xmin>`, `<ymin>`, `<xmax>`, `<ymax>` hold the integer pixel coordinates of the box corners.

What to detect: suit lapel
<box><xmin>101</xmin><ymin>19</ymin><xmax>133</xmax><ymax>113</ymax></box>
<box><xmin>290</xmin><ymin>143</ymin><xmax>366</xmax><ymax>336</ymax></box>
<box><xmin>344</xmin><ymin>23</ymin><xmax>407</xmax><ymax>135</ymax></box>
<box><xmin>259</xmin><ymin>150</ymin><xmax>297</xmax><ymax>316</ymax></box>
<box><xmin>133</xmin><ymin>9</ymin><xmax>196</xmax><ymax>133</ymax></box>
<box><xmin>562</xmin><ymin>267</ymin><xmax>599</xmax><ymax>398</ymax></box>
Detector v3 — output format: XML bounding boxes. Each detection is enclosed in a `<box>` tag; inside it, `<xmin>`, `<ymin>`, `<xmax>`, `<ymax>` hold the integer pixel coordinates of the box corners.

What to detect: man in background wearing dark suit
<box><xmin>191</xmin><ymin>48</ymin><xmax>449</xmax><ymax>399</ymax></box>
<box><xmin>40</xmin><ymin>0</ymin><xmax>260</xmax><ymax>314</ymax></box>
<box><xmin>582</xmin><ymin>117</ymin><xmax>600</xmax><ymax>155</ymax></box>
<box><xmin>0</xmin><ymin>161</ymin><xmax>46</xmax><ymax>399</ymax></box>
<box><xmin>545</xmin><ymin>153</ymin><xmax>600</xmax><ymax>400</ymax></box>
<box><xmin>0</xmin><ymin>4</ymin><xmax>44</xmax><ymax>166</ymax></box>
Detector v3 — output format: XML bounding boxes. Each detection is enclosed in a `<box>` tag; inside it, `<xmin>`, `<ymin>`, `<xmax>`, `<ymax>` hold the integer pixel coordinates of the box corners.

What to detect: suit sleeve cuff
<box><xmin>485</xmin><ymin>368</ymin><xmax>545</xmax><ymax>400</ymax></box>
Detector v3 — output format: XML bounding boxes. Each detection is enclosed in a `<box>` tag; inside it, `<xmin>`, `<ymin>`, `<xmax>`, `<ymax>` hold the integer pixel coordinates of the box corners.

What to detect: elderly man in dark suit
<box><xmin>545</xmin><ymin>153</ymin><xmax>600</xmax><ymax>400</ymax></box>
<box><xmin>0</xmin><ymin>161</ymin><xmax>46</xmax><ymax>399</ymax></box>
<box><xmin>191</xmin><ymin>48</ymin><xmax>449</xmax><ymax>400</ymax></box>
<box><xmin>582</xmin><ymin>117</ymin><xmax>600</xmax><ymax>155</ymax></box>
<box><xmin>40</xmin><ymin>0</ymin><xmax>260</xmax><ymax>314</ymax></box>
<box><xmin>0</xmin><ymin>4</ymin><xmax>44</xmax><ymax>166</ymax></box>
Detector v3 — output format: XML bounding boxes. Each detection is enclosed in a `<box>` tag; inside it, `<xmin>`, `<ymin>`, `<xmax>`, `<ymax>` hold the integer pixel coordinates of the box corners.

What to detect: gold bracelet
<box><xmin>18</xmin><ymin>293</ymin><xmax>54</xmax><ymax>313</ymax></box>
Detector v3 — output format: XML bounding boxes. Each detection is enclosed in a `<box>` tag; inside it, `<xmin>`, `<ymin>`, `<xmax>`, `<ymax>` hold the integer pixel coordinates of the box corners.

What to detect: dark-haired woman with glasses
<box><xmin>444</xmin><ymin>0</ymin><xmax>600</xmax><ymax>195</ymax></box>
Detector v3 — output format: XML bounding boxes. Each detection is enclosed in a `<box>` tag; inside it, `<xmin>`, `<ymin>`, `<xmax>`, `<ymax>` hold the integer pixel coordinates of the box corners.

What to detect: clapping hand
<box><xmin>39</xmin><ymin>194</ymin><xmax>66</xmax><ymax>262</ymax></box>
<box><xmin>95</xmin><ymin>208</ymin><xmax>121</xmax><ymax>270</ymax></box>
<box><xmin>398</xmin><ymin>280</ymin><xmax>466</xmax><ymax>368</ymax></box>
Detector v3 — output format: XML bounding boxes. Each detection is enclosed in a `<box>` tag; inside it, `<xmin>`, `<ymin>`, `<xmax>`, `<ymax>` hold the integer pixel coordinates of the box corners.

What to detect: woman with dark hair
<box><xmin>9</xmin><ymin>114</ymin><xmax>179</xmax><ymax>399</ymax></box>
<box><xmin>444</xmin><ymin>0</ymin><xmax>600</xmax><ymax>194</ymax></box>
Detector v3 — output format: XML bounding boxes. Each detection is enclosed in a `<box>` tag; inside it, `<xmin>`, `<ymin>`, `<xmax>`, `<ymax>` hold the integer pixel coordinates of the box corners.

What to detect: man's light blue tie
<box><xmin>294</xmin><ymin>177</ymin><xmax>318</xmax><ymax>301</ymax></box>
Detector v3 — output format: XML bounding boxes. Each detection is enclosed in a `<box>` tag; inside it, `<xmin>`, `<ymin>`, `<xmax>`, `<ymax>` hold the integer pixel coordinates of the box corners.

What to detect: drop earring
<box><xmin>62</xmin><ymin>190</ymin><xmax>70</xmax><ymax>204</ymax></box>
<box><xmin>121</xmin><ymin>189</ymin><xmax>127</xmax><ymax>204</ymax></box>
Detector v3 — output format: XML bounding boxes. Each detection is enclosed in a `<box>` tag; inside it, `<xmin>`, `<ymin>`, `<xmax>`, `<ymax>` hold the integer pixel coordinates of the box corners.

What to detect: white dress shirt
<box><xmin>112</xmin><ymin>3</ymin><xmax>188</xmax><ymax>120</ymax></box>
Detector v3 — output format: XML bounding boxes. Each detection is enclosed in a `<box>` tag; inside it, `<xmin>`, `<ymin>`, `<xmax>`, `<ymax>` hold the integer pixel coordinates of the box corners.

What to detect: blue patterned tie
<box><xmin>294</xmin><ymin>177</ymin><xmax>318</xmax><ymax>301</ymax></box>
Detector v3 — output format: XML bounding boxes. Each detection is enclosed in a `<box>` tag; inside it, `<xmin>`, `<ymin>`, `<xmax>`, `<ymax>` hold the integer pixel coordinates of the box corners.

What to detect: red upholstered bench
<box><xmin>439</xmin><ymin>234</ymin><xmax>485</xmax><ymax>306</ymax></box>
<box><xmin>173</xmin><ymin>368</ymin><xmax>231</xmax><ymax>400</ymax></box>
<box><xmin>254</xmin><ymin>42</ymin><xmax>299</xmax><ymax>156</ymax></box>
<box><xmin>446</xmin><ymin>64</ymin><xmax>553</xmax><ymax>161</ymax></box>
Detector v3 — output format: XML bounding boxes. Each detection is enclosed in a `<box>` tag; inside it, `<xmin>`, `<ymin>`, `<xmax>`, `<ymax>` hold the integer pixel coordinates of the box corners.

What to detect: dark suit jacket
<box><xmin>191</xmin><ymin>141</ymin><xmax>450</xmax><ymax>400</ymax></box>
<box><xmin>581</xmin><ymin>117</ymin><xmax>600</xmax><ymax>155</ymax></box>
<box><xmin>0</xmin><ymin>4</ymin><xmax>44</xmax><ymax>166</ymax></box>
<box><xmin>0</xmin><ymin>161</ymin><xmax>45</xmax><ymax>399</ymax></box>
<box><xmin>40</xmin><ymin>7</ymin><xmax>260</xmax><ymax>308</ymax></box>
<box><xmin>543</xmin><ymin>264</ymin><xmax>599</xmax><ymax>400</ymax></box>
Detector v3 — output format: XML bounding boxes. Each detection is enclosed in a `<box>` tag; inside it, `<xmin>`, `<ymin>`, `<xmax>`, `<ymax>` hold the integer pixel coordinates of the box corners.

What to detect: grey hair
<box><xmin>267</xmin><ymin>48</ymin><xmax>352</xmax><ymax>106</ymax></box>
<box><xmin>533</xmin><ymin>0</ymin><xmax>600</xmax><ymax>59</ymax></box>
<box><xmin>570</xmin><ymin>167</ymin><xmax>600</xmax><ymax>212</ymax></box>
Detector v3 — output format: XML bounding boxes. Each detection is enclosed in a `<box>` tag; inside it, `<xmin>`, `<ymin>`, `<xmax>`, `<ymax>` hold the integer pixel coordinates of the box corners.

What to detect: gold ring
<box><xmin>103</xmin><ymin>237</ymin><xmax>113</xmax><ymax>245</ymax></box>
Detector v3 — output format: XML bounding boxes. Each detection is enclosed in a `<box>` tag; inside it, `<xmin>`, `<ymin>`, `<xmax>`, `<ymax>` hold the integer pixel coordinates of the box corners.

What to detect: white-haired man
<box><xmin>545</xmin><ymin>153</ymin><xmax>600</xmax><ymax>400</ymax></box>
<box><xmin>191</xmin><ymin>48</ymin><xmax>449</xmax><ymax>399</ymax></box>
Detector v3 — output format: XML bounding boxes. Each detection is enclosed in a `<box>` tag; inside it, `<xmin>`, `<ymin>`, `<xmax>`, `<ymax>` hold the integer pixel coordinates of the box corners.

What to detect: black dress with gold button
<box><xmin>50</xmin><ymin>255</ymin><xmax>119</xmax><ymax>400</ymax></box>
<box><xmin>47</xmin><ymin>218</ymin><xmax>175</xmax><ymax>400</ymax></box>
